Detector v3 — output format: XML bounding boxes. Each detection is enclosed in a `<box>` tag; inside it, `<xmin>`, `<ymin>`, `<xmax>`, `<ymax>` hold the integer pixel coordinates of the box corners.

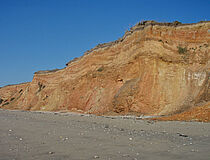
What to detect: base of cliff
<box><xmin>151</xmin><ymin>102</ymin><xmax>210</xmax><ymax>122</ymax></box>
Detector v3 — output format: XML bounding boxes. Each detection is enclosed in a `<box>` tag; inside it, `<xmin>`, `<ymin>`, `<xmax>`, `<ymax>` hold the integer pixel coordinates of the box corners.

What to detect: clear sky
<box><xmin>0</xmin><ymin>0</ymin><xmax>209</xmax><ymax>87</ymax></box>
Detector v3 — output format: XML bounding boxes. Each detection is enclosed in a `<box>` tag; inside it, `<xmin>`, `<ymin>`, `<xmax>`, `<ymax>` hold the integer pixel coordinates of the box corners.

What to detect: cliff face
<box><xmin>0</xmin><ymin>21</ymin><xmax>209</xmax><ymax>120</ymax></box>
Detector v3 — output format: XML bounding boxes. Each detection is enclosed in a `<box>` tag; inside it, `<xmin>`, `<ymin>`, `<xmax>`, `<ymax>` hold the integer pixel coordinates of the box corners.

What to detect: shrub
<box><xmin>97</xmin><ymin>67</ymin><xmax>104</xmax><ymax>72</ymax></box>
<box><xmin>2</xmin><ymin>102</ymin><xmax>9</xmax><ymax>106</ymax></box>
<box><xmin>178</xmin><ymin>46</ymin><xmax>187</xmax><ymax>54</ymax></box>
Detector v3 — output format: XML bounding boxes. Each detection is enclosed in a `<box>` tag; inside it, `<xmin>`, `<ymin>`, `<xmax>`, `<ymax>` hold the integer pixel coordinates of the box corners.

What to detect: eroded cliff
<box><xmin>0</xmin><ymin>21</ymin><xmax>209</xmax><ymax>121</ymax></box>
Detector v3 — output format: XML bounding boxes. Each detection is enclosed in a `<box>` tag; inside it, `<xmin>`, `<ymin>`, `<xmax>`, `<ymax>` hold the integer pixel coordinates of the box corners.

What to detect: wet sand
<box><xmin>0</xmin><ymin>109</ymin><xmax>209</xmax><ymax>160</ymax></box>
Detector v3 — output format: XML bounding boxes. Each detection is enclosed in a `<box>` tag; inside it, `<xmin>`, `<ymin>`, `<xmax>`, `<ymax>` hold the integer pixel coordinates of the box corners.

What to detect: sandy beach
<box><xmin>0</xmin><ymin>109</ymin><xmax>209</xmax><ymax>160</ymax></box>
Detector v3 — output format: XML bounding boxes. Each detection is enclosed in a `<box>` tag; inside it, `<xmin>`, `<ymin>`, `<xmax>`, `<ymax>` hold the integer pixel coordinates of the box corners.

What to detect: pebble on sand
<box><xmin>93</xmin><ymin>155</ymin><xmax>99</xmax><ymax>159</ymax></box>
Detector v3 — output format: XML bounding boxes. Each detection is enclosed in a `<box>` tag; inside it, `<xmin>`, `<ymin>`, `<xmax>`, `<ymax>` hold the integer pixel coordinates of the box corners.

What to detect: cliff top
<box><xmin>34</xmin><ymin>20</ymin><xmax>210</xmax><ymax>74</ymax></box>
<box><xmin>66</xmin><ymin>20</ymin><xmax>210</xmax><ymax>66</ymax></box>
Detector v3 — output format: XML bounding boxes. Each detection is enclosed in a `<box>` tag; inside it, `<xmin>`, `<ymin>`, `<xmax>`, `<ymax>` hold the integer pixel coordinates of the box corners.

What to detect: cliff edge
<box><xmin>0</xmin><ymin>21</ymin><xmax>209</xmax><ymax>121</ymax></box>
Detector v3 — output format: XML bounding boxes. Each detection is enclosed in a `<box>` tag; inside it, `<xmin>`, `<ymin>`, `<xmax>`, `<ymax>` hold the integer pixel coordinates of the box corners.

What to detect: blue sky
<box><xmin>0</xmin><ymin>0</ymin><xmax>209</xmax><ymax>87</ymax></box>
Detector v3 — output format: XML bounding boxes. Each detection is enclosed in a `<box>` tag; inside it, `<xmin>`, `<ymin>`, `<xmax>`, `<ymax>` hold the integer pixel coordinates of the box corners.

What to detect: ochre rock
<box><xmin>0</xmin><ymin>21</ymin><xmax>209</xmax><ymax>120</ymax></box>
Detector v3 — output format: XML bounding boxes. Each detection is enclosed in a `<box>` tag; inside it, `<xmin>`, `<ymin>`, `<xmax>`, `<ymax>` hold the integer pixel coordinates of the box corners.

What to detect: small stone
<box><xmin>104</xmin><ymin>124</ymin><xmax>109</xmax><ymax>129</ymax></box>
<box><xmin>9</xmin><ymin>129</ymin><xmax>12</xmax><ymax>132</ymax></box>
<box><xmin>49</xmin><ymin>151</ymin><xmax>54</xmax><ymax>154</ymax></box>
<box><xmin>94</xmin><ymin>155</ymin><xmax>99</xmax><ymax>159</ymax></box>
<box><xmin>122</xmin><ymin>154</ymin><xmax>129</xmax><ymax>157</ymax></box>
<box><xmin>19</xmin><ymin>138</ymin><xmax>23</xmax><ymax>141</ymax></box>
<box><xmin>62</xmin><ymin>137</ymin><xmax>69</xmax><ymax>141</ymax></box>
<box><xmin>79</xmin><ymin>132</ymin><xmax>84</xmax><ymax>136</ymax></box>
<box><xmin>177</xmin><ymin>133</ymin><xmax>188</xmax><ymax>137</ymax></box>
<box><xmin>129</xmin><ymin>137</ymin><xmax>133</xmax><ymax>141</ymax></box>
<box><xmin>120</xmin><ymin>128</ymin><xmax>124</xmax><ymax>131</ymax></box>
